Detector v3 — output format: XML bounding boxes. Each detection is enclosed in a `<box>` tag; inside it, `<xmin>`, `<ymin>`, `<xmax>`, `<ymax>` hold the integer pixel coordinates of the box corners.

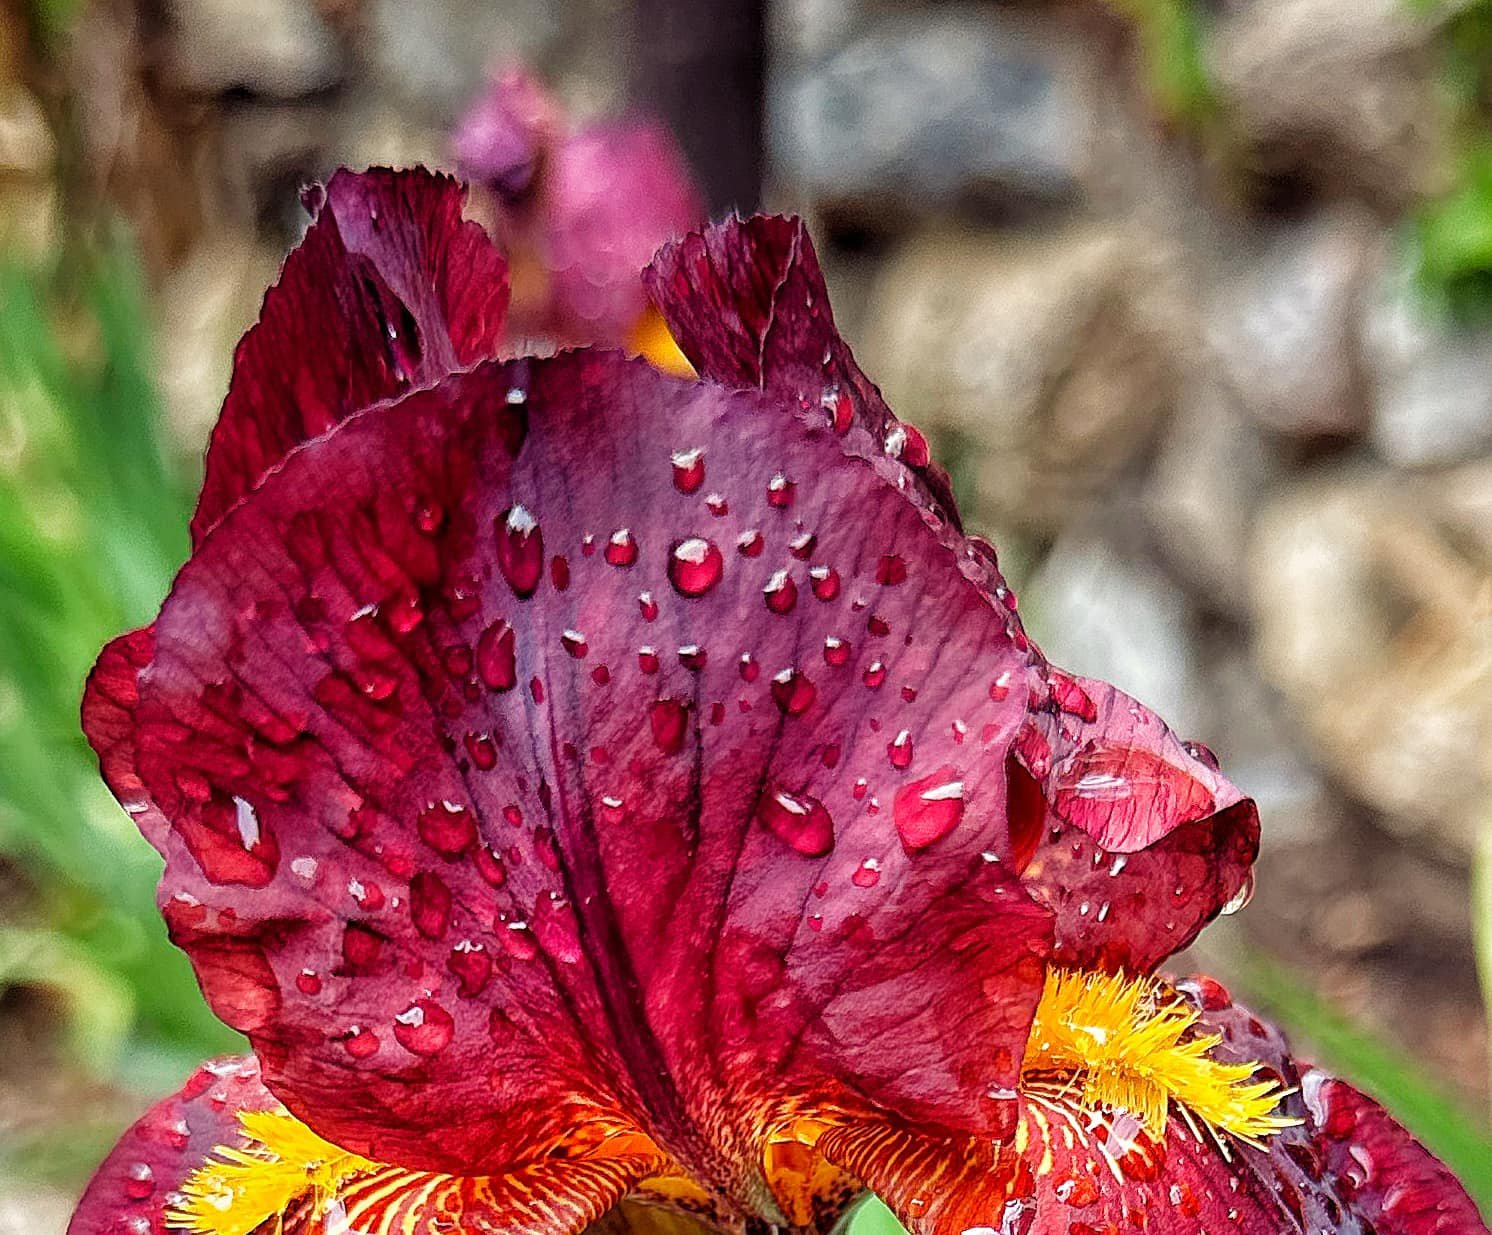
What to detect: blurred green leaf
<box><xmin>1102</xmin><ymin>0</ymin><xmax>1217</xmax><ymax>126</ymax></box>
<box><xmin>0</xmin><ymin>237</ymin><xmax>240</xmax><ymax>1076</ymax></box>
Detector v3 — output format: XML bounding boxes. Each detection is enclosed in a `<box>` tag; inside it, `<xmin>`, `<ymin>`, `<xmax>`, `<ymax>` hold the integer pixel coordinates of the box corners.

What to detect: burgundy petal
<box><xmin>645</xmin><ymin>214</ymin><xmax>1259</xmax><ymax>971</ymax></box>
<box><xmin>91</xmin><ymin>351</ymin><xmax>1052</xmax><ymax>1191</ymax></box>
<box><xmin>67</xmin><ymin>1056</ymin><xmax>278</xmax><ymax>1235</ymax></box>
<box><xmin>817</xmin><ymin>981</ymin><xmax>1487</xmax><ymax>1235</ymax></box>
<box><xmin>191</xmin><ymin>167</ymin><xmax>509</xmax><ymax>544</ymax></box>
<box><xmin>83</xmin><ymin>626</ymin><xmax>166</xmax><ymax>848</ymax></box>
<box><xmin>643</xmin><ymin>214</ymin><xmax>960</xmax><ymax>527</ymax></box>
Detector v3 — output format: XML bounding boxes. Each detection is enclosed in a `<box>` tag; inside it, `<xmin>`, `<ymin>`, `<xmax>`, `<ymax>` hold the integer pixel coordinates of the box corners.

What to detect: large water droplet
<box><xmin>771</xmin><ymin>667</ymin><xmax>817</xmax><ymax>716</ymax></box>
<box><xmin>893</xmin><ymin>768</ymin><xmax>966</xmax><ymax>852</ymax></box>
<box><xmin>669</xmin><ymin>537</ymin><xmax>724</xmax><ymax>596</ymax></box>
<box><xmin>672</xmin><ymin>447</ymin><xmax>705</xmax><ymax>493</ymax></box>
<box><xmin>496</xmin><ymin>505</ymin><xmax>543</xmax><ymax>598</ymax></box>
<box><xmin>476</xmin><ymin>620</ymin><xmax>517</xmax><ymax>691</ymax></box>
<box><xmin>605</xmin><ymin>528</ymin><xmax>639</xmax><ymax>567</ymax></box>
<box><xmin>393</xmin><ymin>999</ymin><xmax>454</xmax><ymax>1056</ymax></box>
<box><xmin>756</xmin><ymin>786</ymin><xmax>834</xmax><ymax>857</ymax></box>
<box><xmin>763</xmin><ymin>569</ymin><xmax>798</xmax><ymax>614</ymax></box>
<box><xmin>417</xmin><ymin>800</ymin><xmax>475</xmax><ymax>857</ymax></box>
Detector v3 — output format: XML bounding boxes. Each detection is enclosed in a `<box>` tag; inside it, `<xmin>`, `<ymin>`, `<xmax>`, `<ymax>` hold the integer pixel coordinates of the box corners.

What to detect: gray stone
<box><xmin>1025</xmin><ymin>536</ymin><xmax>1206</xmax><ymax>737</ymax></box>
<box><xmin>163</xmin><ymin>0</ymin><xmax>344</xmax><ymax>98</ymax></box>
<box><xmin>1250</xmin><ymin>467</ymin><xmax>1492</xmax><ymax>852</ymax></box>
<box><xmin>772</xmin><ymin>7</ymin><xmax>1091</xmax><ymax>230</ymax></box>
<box><xmin>1144</xmin><ymin>380</ymin><xmax>1276</xmax><ymax>615</ymax></box>
<box><xmin>1362</xmin><ymin>254</ymin><xmax>1492</xmax><ymax>468</ymax></box>
<box><xmin>1208</xmin><ymin>0</ymin><xmax>1448</xmax><ymax>206</ymax></box>
<box><xmin>1202</xmin><ymin>210</ymin><xmax>1378</xmax><ymax>438</ymax></box>
<box><xmin>863</xmin><ymin>223</ymin><xmax>1175</xmax><ymax>532</ymax></box>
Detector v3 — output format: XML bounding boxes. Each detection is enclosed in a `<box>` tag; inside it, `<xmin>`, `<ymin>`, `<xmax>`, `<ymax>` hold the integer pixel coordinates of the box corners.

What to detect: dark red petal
<box><xmin>83</xmin><ymin>626</ymin><xmax>166</xmax><ymax>848</ymax></box>
<box><xmin>1308</xmin><ymin>1076</ymin><xmax>1487</xmax><ymax>1235</ymax></box>
<box><xmin>817</xmin><ymin>982</ymin><xmax>1488</xmax><ymax>1235</ymax></box>
<box><xmin>95</xmin><ymin>351</ymin><xmax>1051</xmax><ymax>1188</ymax></box>
<box><xmin>191</xmin><ymin>167</ymin><xmax>509</xmax><ymax>544</ymax></box>
<box><xmin>67</xmin><ymin>1055</ymin><xmax>278</xmax><ymax>1235</ymax></box>
<box><xmin>643</xmin><ymin>215</ymin><xmax>960</xmax><ymax>529</ymax></box>
<box><xmin>646</xmin><ymin>215</ymin><xmax>1259</xmax><ymax>971</ymax></box>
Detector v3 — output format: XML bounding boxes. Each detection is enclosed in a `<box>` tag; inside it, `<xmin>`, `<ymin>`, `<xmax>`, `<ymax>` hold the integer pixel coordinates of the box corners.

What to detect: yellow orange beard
<box><xmin>1021</xmin><ymin>967</ymin><xmax>1298</xmax><ymax>1148</ymax></box>
<box><xmin>169</xmin><ymin>970</ymin><xmax>1295</xmax><ymax>1235</ymax></box>
<box><xmin>167</xmin><ymin>1109</ymin><xmax>376</xmax><ymax>1235</ymax></box>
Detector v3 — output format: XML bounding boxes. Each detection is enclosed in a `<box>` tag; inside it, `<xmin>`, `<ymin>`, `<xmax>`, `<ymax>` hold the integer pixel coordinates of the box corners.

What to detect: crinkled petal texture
<box><xmin>192</xmin><ymin>166</ymin><xmax>509</xmax><ymax>544</ymax></box>
<box><xmin>67</xmin><ymin>1055</ymin><xmax>666</xmax><ymax>1235</ymax></box>
<box><xmin>644</xmin><ymin>215</ymin><xmax>1258</xmax><ymax>971</ymax></box>
<box><xmin>817</xmin><ymin>983</ymin><xmax>1488</xmax><ymax>1235</ymax></box>
<box><xmin>88</xmin><ymin>350</ymin><xmax>1057</xmax><ymax>1208</ymax></box>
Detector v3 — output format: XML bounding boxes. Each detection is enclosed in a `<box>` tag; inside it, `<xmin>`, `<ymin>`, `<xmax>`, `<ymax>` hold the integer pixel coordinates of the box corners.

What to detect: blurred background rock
<box><xmin>1</xmin><ymin>0</ymin><xmax>1491</xmax><ymax>1223</ymax></box>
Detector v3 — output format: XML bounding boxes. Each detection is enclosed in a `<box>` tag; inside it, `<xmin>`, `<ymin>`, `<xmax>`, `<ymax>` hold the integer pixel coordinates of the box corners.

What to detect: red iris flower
<box><xmin>70</xmin><ymin>168</ymin><xmax>1485</xmax><ymax>1235</ymax></box>
<box><xmin>454</xmin><ymin>63</ymin><xmax>703</xmax><ymax>355</ymax></box>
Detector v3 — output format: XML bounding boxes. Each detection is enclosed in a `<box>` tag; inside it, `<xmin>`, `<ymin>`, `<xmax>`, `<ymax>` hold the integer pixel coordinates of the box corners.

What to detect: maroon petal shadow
<box><xmin>90</xmin><ymin>350</ymin><xmax>1052</xmax><ymax>1190</ymax></box>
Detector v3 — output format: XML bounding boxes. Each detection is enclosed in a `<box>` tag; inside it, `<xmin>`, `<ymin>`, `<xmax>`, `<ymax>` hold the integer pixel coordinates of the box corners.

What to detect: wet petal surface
<box><xmin>89</xmin><ymin>351</ymin><xmax>1052</xmax><ymax>1201</ymax></box>
<box><xmin>645</xmin><ymin>216</ymin><xmax>1259</xmax><ymax>971</ymax></box>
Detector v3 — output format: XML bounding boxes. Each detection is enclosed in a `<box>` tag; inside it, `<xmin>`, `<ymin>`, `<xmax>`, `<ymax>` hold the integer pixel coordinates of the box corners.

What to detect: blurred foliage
<box><xmin>1101</xmin><ymin>0</ymin><xmax>1217</xmax><ymax>127</ymax></box>
<box><xmin>1411</xmin><ymin>0</ymin><xmax>1492</xmax><ymax>319</ymax></box>
<box><xmin>0</xmin><ymin>234</ymin><xmax>241</xmax><ymax>1094</ymax></box>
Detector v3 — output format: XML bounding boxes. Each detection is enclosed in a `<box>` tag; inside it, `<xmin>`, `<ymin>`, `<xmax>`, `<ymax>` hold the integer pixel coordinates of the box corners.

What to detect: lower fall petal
<box><xmin>809</xmin><ymin>980</ymin><xmax>1486</xmax><ymax>1235</ymax></box>
<box><xmin>69</xmin><ymin>1055</ymin><xmax>667</xmax><ymax>1235</ymax></box>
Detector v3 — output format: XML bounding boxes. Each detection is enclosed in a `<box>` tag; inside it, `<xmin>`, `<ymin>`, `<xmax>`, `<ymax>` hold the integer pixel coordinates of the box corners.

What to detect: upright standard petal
<box><xmin>191</xmin><ymin>167</ymin><xmax>509</xmax><ymax>543</ymax></box>
<box><xmin>645</xmin><ymin>215</ymin><xmax>1259</xmax><ymax>972</ymax></box>
<box><xmin>88</xmin><ymin>350</ymin><xmax>1053</xmax><ymax>1211</ymax></box>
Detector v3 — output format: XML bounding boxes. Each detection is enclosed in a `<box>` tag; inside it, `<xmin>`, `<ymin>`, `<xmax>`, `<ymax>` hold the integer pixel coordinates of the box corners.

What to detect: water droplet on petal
<box><xmin>809</xmin><ymin>564</ymin><xmax>841</xmax><ymax>601</ymax></box>
<box><xmin>756</xmin><ymin>786</ymin><xmax>834</xmax><ymax>857</ymax></box>
<box><xmin>1220</xmin><ymin>870</ymin><xmax>1255</xmax><ymax>916</ymax></box>
<box><xmin>893</xmin><ymin>768</ymin><xmax>966</xmax><ymax>852</ymax></box>
<box><xmin>763</xmin><ymin>569</ymin><xmax>798</xmax><ymax>614</ymax></box>
<box><xmin>669</xmin><ymin>537</ymin><xmax>724</xmax><ymax>596</ymax></box>
<box><xmin>887</xmin><ymin>729</ymin><xmax>914</xmax><ymax>769</ymax></box>
<box><xmin>496</xmin><ymin>505</ymin><xmax>543</xmax><ymax>598</ymax></box>
<box><xmin>650</xmin><ymin>698</ymin><xmax>689</xmax><ymax>754</ymax></box>
<box><xmin>476</xmin><ymin>620</ymin><xmax>517</xmax><ymax>691</ymax></box>
<box><xmin>771</xmin><ymin>667</ymin><xmax>817</xmax><ymax>716</ymax></box>
<box><xmin>417</xmin><ymin>800</ymin><xmax>475</xmax><ymax>857</ymax></box>
<box><xmin>672</xmin><ymin>447</ymin><xmax>705</xmax><ymax>493</ymax></box>
<box><xmin>393</xmin><ymin>998</ymin><xmax>454</xmax><ymax>1056</ymax></box>
<box><xmin>605</xmin><ymin>529</ymin><xmax>639</xmax><ymax>567</ymax></box>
